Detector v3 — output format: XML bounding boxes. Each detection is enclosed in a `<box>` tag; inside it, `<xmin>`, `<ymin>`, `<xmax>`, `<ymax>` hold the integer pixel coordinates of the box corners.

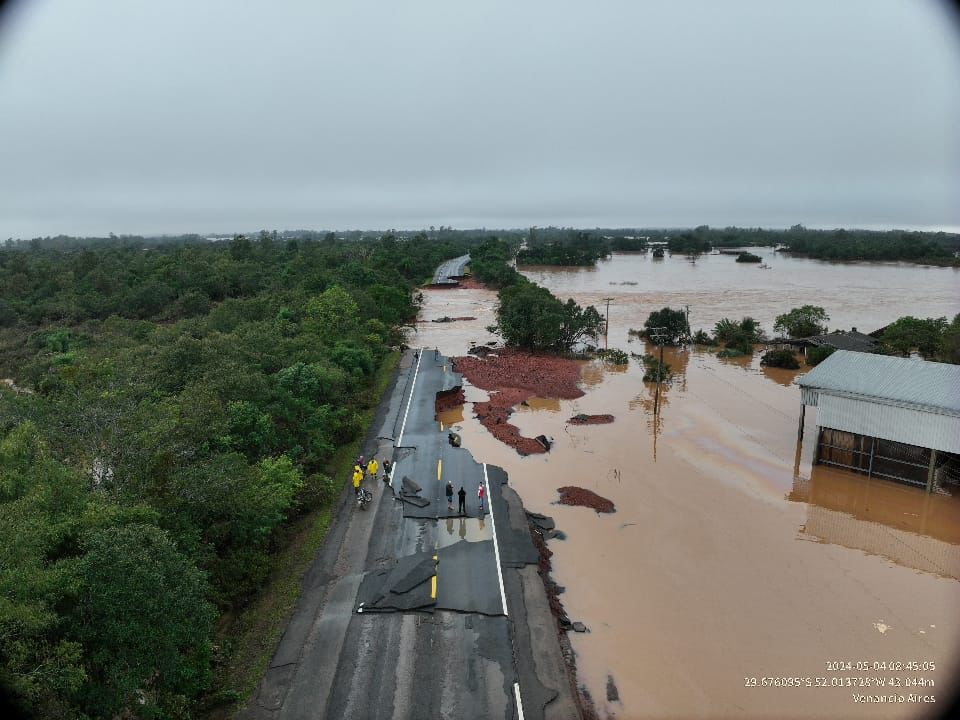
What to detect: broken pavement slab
<box><xmin>355</xmin><ymin>550</ymin><xmax>437</xmax><ymax>613</ymax></box>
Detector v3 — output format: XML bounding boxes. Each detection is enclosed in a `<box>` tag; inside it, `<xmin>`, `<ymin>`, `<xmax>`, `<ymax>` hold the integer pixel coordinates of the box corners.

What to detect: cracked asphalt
<box><xmin>242</xmin><ymin>347</ymin><xmax>579</xmax><ymax>720</ymax></box>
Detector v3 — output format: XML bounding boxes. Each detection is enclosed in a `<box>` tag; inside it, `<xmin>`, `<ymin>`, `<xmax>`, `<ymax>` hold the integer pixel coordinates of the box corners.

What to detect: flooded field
<box><xmin>413</xmin><ymin>253</ymin><xmax>960</xmax><ymax>719</ymax></box>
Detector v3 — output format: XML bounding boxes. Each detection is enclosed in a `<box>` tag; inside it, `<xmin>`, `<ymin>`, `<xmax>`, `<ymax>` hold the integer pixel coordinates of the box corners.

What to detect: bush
<box><xmin>760</xmin><ymin>348</ymin><xmax>800</xmax><ymax>369</ymax></box>
<box><xmin>806</xmin><ymin>345</ymin><xmax>836</xmax><ymax>366</ymax></box>
<box><xmin>736</xmin><ymin>252</ymin><xmax>762</xmax><ymax>263</ymax></box>
<box><xmin>596</xmin><ymin>348</ymin><xmax>628</xmax><ymax>364</ymax></box>
<box><xmin>691</xmin><ymin>329</ymin><xmax>716</xmax><ymax>345</ymax></box>
<box><xmin>641</xmin><ymin>353</ymin><xmax>671</xmax><ymax>381</ymax></box>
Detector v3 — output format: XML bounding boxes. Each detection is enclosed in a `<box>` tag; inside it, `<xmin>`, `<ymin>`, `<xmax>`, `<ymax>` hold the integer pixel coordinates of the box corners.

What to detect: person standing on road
<box><xmin>367</xmin><ymin>457</ymin><xmax>379</xmax><ymax>482</ymax></box>
<box><xmin>457</xmin><ymin>486</ymin><xmax>466</xmax><ymax>515</ymax></box>
<box><xmin>352</xmin><ymin>467</ymin><xmax>364</xmax><ymax>498</ymax></box>
<box><xmin>382</xmin><ymin>458</ymin><xmax>392</xmax><ymax>483</ymax></box>
<box><xmin>445</xmin><ymin>480</ymin><xmax>454</xmax><ymax>511</ymax></box>
<box><xmin>477</xmin><ymin>482</ymin><xmax>486</xmax><ymax>513</ymax></box>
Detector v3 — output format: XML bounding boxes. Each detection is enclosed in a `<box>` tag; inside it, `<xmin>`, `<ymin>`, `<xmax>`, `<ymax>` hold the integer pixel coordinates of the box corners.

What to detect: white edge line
<box><xmin>484</xmin><ymin>463</ymin><xmax>509</xmax><ymax>616</ymax></box>
<box><xmin>396</xmin><ymin>347</ymin><xmax>423</xmax><ymax>447</ymax></box>
<box><xmin>513</xmin><ymin>682</ymin><xmax>525</xmax><ymax>720</ymax></box>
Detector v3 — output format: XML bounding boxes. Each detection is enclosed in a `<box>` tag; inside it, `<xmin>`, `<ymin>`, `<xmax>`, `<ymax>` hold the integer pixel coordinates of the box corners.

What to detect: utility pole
<box><xmin>649</xmin><ymin>326</ymin><xmax>667</xmax><ymax>415</ymax></box>
<box><xmin>602</xmin><ymin>297</ymin><xmax>614</xmax><ymax>349</ymax></box>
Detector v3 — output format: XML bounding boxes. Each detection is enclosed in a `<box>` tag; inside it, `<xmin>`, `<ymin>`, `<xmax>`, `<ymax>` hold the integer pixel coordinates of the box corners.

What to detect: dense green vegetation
<box><xmin>735</xmin><ymin>252</ymin><xmax>762</xmax><ymax>263</ymax></box>
<box><xmin>0</xmin><ymin>232</ymin><xmax>479</xmax><ymax>718</ymax></box>
<box><xmin>805</xmin><ymin>345</ymin><xmax>836</xmax><ymax>366</ymax></box>
<box><xmin>878</xmin><ymin>314</ymin><xmax>960</xmax><ymax>362</ymax></box>
<box><xmin>641</xmin><ymin>308</ymin><xmax>690</xmax><ymax>346</ymax></box>
<box><xmin>464</xmin><ymin>237</ymin><xmax>604</xmax><ymax>352</ymax></box>
<box><xmin>712</xmin><ymin>317</ymin><xmax>764</xmax><ymax>355</ymax></box>
<box><xmin>760</xmin><ymin>348</ymin><xmax>801</xmax><ymax>369</ymax></box>
<box><xmin>774</xmin><ymin>305</ymin><xmax>829</xmax><ymax>339</ymax></box>
<box><xmin>516</xmin><ymin>231</ymin><xmax>608</xmax><ymax>266</ymax></box>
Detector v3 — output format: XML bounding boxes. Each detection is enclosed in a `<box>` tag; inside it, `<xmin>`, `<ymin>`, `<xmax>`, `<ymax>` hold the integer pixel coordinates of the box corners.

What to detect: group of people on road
<box><xmin>353</xmin><ymin>454</ymin><xmax>394</xmax><ymax>499</ymax></box>
<box><xmin>354</xmin><ymin>453</ymin><xmax>488</xmax><ymax>514</ymax></box>
<box><xmin>446</xmin><ymin>480</ymin><xmax>486</xmax><ymax>515</ymax></box>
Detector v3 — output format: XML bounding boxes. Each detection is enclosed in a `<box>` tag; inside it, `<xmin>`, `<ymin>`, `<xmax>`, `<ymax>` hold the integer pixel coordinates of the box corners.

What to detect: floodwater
<box><xmin>412</xmin><ymin>253</ymin><xmax>960</xmax><ymax>719</ymax></box>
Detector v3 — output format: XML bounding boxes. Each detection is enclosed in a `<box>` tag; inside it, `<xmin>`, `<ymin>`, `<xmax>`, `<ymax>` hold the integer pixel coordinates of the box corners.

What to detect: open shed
<box><xmin>797</xmin><ymin>350</ymin><xmax>960</xmax><ymax>491</ymax></box>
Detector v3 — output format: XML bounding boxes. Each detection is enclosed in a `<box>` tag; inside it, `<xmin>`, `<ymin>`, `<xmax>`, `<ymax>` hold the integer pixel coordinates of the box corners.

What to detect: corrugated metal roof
<box><xmin>798</xmin><ymin>350</ymin><xmax>960</xmax><ymax>416</ymax></box>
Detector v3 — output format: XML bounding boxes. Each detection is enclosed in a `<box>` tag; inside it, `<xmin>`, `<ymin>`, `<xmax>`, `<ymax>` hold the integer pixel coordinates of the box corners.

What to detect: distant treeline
<box><xmin>505</xmin><ymin>224</ymin><xmax>960</xmax><ymax>266</ymax></box>
<box><xmin>0</xmin><ymin>232</ymin><xmax>485</xmax><ymax>718</ymax></box>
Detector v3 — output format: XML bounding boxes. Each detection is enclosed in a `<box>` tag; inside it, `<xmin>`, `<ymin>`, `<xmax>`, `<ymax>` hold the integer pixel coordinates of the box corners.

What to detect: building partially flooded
<box><xmin>798</xmin><ymin>350</ymin><xmax>960</xmax><ymax>491</ymax></box>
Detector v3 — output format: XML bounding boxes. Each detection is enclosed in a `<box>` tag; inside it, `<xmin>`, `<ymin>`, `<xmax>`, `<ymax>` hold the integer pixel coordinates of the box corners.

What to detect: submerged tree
<box><xmin>774</xmin><ymin>305</ymin><xmax>828</xmax><ymax>338</ymax></box>
<box><xmin>643</xmin><ymin>307</ymin><xmax>689</xmax><ymax>345</ymax></box>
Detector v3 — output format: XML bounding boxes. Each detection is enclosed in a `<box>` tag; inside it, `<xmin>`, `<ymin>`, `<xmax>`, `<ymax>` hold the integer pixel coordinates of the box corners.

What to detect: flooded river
<box><xmin>414</xmin><ymin>252</ymin><xmax>960</xmax><ymax>719</ymax></box>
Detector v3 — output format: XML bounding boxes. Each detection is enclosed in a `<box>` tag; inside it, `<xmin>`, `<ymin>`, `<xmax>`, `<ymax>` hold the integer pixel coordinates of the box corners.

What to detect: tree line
<box><xmin>0</xmin><ymin>232</ymin><xmax>480</xmax><ymax>718</ymax></box>
<box><xmin>474</xmin><ymin>224</ymin><xmax>960</xmax><ymax>266</ymax></box>
<box><xmin>469</xmin><ymin>239</ymin><xmax>604</xmax><ymax>351</ymax></box>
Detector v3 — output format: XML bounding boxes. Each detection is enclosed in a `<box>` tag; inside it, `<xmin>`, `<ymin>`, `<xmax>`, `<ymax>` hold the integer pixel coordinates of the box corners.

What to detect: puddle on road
<box><xmin>437</xmin><ymin>515</ymin><xmax>492</xmax><ymax>549</ymax></box>
<box><xmin>412</xmin><ymin>269</ymin><xmax>960</xmax><ymax>719</ymax></box>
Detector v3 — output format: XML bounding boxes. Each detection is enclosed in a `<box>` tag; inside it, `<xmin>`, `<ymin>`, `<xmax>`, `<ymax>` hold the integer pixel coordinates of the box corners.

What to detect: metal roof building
<box><xmin>798</xmin><ymin>350</ymin><xmax>960</xmax><ymax>490</ymax></box>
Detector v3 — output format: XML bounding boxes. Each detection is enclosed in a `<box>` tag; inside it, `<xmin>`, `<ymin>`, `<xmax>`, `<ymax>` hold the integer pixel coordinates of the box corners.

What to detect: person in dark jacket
<box><xmin>457</xmin><ymin>486</ymin><xmax>467</xmax><ymax>515</ymax></box>
<box><xmin>446</xmin><ymin>480</ymin><xmax>454</xmax><ymax>510</ymax></box>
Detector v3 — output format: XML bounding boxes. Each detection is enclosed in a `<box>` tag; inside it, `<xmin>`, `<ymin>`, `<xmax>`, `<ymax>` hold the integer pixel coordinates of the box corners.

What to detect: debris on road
<box><xmin>557</xmin><ymin>486</ymin><xmax>616</xmax><ymax>513</ymax></box>
<box><xmin>567</xmin><ymin>413</ymin><xmax>615</xmax><ymax>425</ymax></box>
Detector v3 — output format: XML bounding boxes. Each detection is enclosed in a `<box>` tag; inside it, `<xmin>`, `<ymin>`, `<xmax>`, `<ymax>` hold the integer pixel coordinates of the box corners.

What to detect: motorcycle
<box><xmin>356</xmin><ymin>487</ymin><xmax>373</xmax><ymax>511</ymax></box>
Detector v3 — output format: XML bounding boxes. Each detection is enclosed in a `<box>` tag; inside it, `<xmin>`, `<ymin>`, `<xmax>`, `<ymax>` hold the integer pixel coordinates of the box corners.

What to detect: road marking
<box><xmin>513</xmin><ymin>683</ymin><xmax>525</xmax><ymax>720</ymax></box>
<box><xmin>483</xmin><ymin>463</ymin><xmax>509</xmax><ymax>616</ymax></box>
<box><xmin>431</xmin><ymin>574</ymin><xmax>437</xmax><ymax>599</ymax></box>
<box><xmin>437</xmin><ymin>459</ymin><xmax>442</xmax><ymax>481</ymax></box>
<box><xmin>396</xmin><ymin>348</ymin><xmax>423</xmax><ymax>447</ymax></box>
<box><xmin>440</xmin><ymin>421</ymin><xmax>444</xmax><ymax>431</ymax></box>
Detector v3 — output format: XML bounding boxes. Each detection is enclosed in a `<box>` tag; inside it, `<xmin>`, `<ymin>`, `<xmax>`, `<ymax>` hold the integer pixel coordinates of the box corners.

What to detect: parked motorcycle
<box><xmin>356</xmin><ymin>488</ymin><xmax>373</xmax><ymax>511</ymax></box>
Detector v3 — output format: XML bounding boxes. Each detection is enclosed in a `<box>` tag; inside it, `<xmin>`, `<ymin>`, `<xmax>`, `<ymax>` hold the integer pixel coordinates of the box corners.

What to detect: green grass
<box><xmin>205</xmin><ymin>350</ymin><xmax>401</xmax><ymax>718</ymax></box>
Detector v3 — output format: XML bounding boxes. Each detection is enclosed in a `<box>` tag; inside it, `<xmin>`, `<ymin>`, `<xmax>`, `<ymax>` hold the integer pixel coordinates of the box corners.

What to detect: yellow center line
<box><xmin>431</xmin><ymin>574</ymin><xmax>437</xmax><ymax>599</ymax></box>
<box><xmin>437</xmin><ymin>458</ymin><xmax>442</xmax><ymax>481</ymax></box>
<box><xmin>440</xmin><ymin>421</ymin><xmax>444</xmax><ymax>431</ymax></box>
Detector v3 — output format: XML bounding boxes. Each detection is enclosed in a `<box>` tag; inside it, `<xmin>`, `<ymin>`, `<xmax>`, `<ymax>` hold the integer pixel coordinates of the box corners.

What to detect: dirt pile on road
<box><xmin>567</xmin><ymin>413</ymin><xmax>615</xmax><ymax>425</ymax></box>
<box><xmin>454</xmin><ymin>348</ymin><xmax>584</xmax><ymax>398</ymax></box>
<box><xmin>452</xmin><ymin>349</ymin><xmax>584</xmax><ymax>454</ymax></box>
<box><xmin>557</xmin><ymin>486</ymin><xmax>616</xmax><ymax>513</ymax></box>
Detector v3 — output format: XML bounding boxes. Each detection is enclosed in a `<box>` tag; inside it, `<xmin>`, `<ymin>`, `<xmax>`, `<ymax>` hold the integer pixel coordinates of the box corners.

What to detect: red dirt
<box><xmin>435</xmin><ymin>387</ymin><xmax>465</xmax><ymax>415</ymax></box>
<box><xmin>453</xmin><ymin>348</ymin><xmax>584</xmax><ymax>398</ymax></box>
<box><xmin>453</xmin><ymin>275</ymin><xmax>488</xmax><ymax>289</ymax></box>
<box><xmin>452</xmin><ymin>349</ymin><xmax>584</xmax><ymax>455</ymax></box>
<box><xmin>568</xmin><ymin>413</ymin><xmax>615</xmax><ymax>425</ymax></box>
<box><xmin>557</xmin><ymin>486</ymin><xmax>616</xmax><ymax>513</ymax></box>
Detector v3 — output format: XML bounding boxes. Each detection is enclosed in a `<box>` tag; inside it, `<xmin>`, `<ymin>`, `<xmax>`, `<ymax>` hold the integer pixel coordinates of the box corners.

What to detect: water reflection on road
<box><xmin>412</xmin><ymin>256</ymin><xmax>960</xmax><ymax>719</ymax></box>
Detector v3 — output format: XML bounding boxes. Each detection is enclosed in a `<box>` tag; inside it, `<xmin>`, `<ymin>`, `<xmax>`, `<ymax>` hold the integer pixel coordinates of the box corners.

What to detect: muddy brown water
<box><xmin>414</xmin><ymin>253</ymin><xmax>960</xmax><ymax>719</ymax></box>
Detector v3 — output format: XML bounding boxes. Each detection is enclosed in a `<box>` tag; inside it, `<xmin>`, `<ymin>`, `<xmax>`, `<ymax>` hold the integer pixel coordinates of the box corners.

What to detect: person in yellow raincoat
<box><xmin>367</xmin><ymin>458</ymin><xmax>379</xmax><ymax>482</ymax></box>
<box><xmin>352</xmin><ymin>467</ymin><xmax>364</xmax><ymax>498</ymax></box>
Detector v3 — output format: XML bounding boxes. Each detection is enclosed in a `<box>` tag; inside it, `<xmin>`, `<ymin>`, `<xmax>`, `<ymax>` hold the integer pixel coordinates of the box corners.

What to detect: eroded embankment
<box><xmin>434</xmin><ymin>386</ymin><xmax>466</xmax><ymax>415</ymax></box>
<box><xmin>452</xmin><ymin>348</ymin><xmax>584</xmax><ymax>455</ymax></box>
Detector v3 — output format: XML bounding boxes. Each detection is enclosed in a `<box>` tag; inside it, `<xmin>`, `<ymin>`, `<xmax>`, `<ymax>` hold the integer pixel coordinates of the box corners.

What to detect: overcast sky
<box><xmin>0</xmin><ymin>0</ymin><xmax>958</xmax><ymax>238</ymax></box>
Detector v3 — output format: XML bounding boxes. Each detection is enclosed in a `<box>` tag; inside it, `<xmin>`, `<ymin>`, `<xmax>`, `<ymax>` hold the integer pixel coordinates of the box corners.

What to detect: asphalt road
<box><xmin>431</xmin><ymin>254</ymin><xmax>471</xmax><ymax>285</ymax></box>
<box><xmin>243</xmin><ymin>347</ymin><xmax>578</xmax><ymax>720</ymax></box>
